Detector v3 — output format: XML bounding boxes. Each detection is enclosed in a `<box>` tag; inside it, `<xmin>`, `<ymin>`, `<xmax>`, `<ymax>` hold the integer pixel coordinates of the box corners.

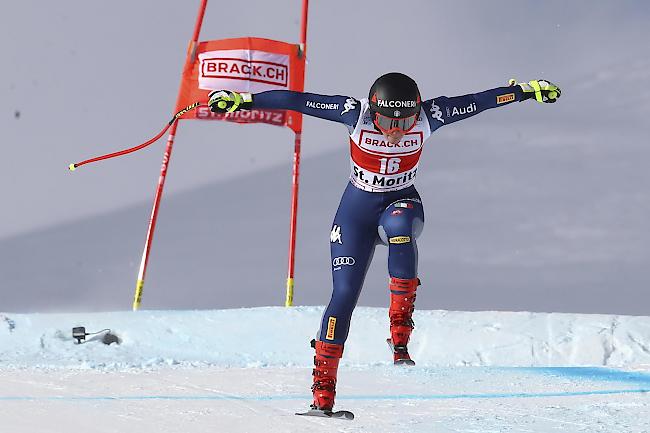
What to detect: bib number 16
<box><xmin>379</xmin><ymin>157</ymin><xmax>401</xmax><ymax>174</ymax></box>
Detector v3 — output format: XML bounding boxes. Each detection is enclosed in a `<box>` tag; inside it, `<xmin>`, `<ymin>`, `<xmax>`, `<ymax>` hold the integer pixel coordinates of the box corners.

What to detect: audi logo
<box><xmin>333</xmin><ymin>257</ymin><xmax>356</xmax><ymax>266</ymax></box>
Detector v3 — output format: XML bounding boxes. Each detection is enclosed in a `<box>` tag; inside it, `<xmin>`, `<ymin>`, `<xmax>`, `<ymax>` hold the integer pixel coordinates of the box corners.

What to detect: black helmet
<box><xmin>368</xmin><ymin>72</ymin><xmax>421</xmax><ymax>133</ymax></box>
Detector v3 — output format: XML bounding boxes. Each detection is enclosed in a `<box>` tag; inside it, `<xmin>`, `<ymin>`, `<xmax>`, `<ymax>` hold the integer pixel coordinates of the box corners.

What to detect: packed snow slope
<box><xmin>2</xmin><ymin>308</ymin><xmax>650</xmax><ymax>433</ymax></box>
<box><xmin>2</xmin><ymin>307</ymin><xmax>650</xmax><ymax>369</ymax></box>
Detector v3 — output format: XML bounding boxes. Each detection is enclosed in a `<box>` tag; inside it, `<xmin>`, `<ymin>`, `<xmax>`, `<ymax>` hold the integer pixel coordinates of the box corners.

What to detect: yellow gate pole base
<box><xmin>285</xmin><ymin>278</ymin><xmax>294</xmax><ymax>307</ymax></box>
<box><xmin>133</xmin><ymin>279</ymin><xmax>144</xmax><ymax>311</ymax></box>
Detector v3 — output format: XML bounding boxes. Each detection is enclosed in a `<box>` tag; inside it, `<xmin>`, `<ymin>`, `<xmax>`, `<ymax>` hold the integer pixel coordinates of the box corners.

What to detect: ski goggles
<box><xmin>373</xmin><ymin>112</ymin><xmax>418</xmax><ymax>134</ymax></box>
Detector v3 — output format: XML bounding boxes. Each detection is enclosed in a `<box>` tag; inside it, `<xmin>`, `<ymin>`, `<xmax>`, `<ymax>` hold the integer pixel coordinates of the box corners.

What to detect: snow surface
<box><xmin>1</xmin><ymin>307</ymin><xmax>650</xmax><ymax>432</ymax></box>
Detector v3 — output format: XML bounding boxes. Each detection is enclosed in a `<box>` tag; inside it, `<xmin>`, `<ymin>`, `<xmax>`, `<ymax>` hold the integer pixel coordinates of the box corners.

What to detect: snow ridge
<box><xmin>1</xmin><ymin>307</ymin><xmax>650</xmax><ymax>370</ymax></box>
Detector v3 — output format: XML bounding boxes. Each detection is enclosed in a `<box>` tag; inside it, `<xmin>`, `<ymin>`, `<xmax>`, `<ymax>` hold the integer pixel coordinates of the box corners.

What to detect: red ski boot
<box><xmin>387</xmin><ymin>277</ymin><xmax>419</xmax><ymax>365</ymax></box>
<box><xmin>310</xmin><ymin>339</ymin><xmax>344</xmax><ymax>411</ymax></box>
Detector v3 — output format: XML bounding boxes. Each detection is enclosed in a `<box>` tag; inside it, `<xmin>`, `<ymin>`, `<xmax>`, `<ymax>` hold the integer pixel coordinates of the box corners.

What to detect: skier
<box><xmin>208</xmin><ymin>74</ymin><xmax>561</xmax><ymax>415</ymax></box>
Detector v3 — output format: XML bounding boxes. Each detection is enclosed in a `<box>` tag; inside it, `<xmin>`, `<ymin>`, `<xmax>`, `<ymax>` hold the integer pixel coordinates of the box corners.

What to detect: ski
<box><xmin>386</xmin><ymin>338</ymin><xmax>416</xmax><ymax>366</ymax></box>
<box><xmin>296</xmin><ymin>408</ymin><xmax>354</xmax><ymax>420</ymax></box>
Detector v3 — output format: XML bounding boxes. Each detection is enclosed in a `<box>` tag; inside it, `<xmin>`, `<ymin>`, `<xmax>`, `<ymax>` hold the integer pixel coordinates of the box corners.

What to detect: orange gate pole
<box><xmin>132</xmin><ymin>0</ymin><xmax>209</xmax><ymax>310</ymax></box>
<box><xmin>285</xmin><ymin>0</ymin><xmax>309</xmax><ymax>307</ymax></box>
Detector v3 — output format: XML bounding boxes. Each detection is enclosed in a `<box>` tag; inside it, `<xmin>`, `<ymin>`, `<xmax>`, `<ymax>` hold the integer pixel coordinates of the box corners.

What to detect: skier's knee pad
<box><xmin>378</xmin><ymin>201</ymin><xmax>424</xmax><ymax>245</ymax></box>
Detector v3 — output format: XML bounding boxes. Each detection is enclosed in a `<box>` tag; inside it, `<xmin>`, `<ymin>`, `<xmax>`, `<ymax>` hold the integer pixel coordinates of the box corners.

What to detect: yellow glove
<box><xmin>208</xmin><ymin>90</ymin><xmax>253</xmax><ymax>113</ymax></box>
<box><xmin>510</xmin><ymin>79</ymin><xmax>561</xmax><ymax>103</ymax></box>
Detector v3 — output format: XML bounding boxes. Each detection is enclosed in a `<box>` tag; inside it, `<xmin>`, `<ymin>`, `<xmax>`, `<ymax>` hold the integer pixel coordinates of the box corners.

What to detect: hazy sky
<box><xmin>2</xmin><ymin>1</ymin><xmax>650</xmax><ymax>314</ymax></box>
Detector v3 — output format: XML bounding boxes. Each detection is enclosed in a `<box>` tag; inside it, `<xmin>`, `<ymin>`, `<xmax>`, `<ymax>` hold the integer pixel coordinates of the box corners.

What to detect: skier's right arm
<box><xmin>208</xmin><ymin>90</ymin><xmax>360</xmax><ymax>128</ymax></box>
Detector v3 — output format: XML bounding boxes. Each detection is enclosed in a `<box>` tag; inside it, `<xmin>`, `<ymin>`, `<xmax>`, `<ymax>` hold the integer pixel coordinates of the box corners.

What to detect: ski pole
<box><xmin>68</xmin><ymin>102</ymin><xmax>202</xmax><ymax>171</ymax></box>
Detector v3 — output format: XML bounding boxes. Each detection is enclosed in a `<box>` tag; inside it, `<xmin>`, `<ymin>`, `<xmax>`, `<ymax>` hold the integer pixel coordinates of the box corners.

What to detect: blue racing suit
<box><xmin>253</xmin><ymin>84</ymin><xmax>529</xmax><ymax>345</ymax></box>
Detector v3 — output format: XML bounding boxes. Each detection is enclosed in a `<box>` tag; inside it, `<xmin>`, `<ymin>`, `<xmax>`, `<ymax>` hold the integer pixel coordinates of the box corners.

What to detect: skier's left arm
<box><xmin>423</xmin><ymin>79</ymin><xmax>561</xmax><ymax>129</ymax></box>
